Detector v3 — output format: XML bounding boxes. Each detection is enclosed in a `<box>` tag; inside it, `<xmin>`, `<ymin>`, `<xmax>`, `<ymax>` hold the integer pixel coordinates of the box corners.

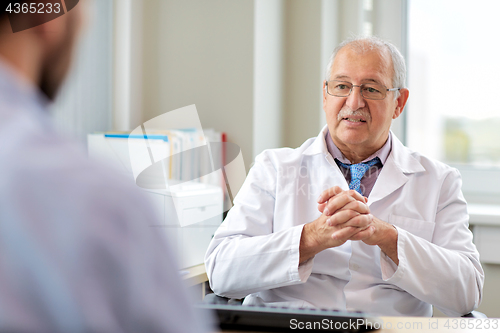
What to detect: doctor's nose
<box><xmin>346</xmin><ymin>86</ymin><xmax>366</xmax><ymax>111</ymax></box>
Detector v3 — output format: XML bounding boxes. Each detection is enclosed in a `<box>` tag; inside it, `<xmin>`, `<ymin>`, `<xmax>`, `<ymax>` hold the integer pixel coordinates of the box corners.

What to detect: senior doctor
<box><xmin>205</xmin><ymin>36</ymin><xmax>484</xmax><ymax>317</ymax></box>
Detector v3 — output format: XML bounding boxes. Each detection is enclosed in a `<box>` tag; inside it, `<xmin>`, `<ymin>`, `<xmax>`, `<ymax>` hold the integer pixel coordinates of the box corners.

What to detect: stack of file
<box><xmin>87</xmin><ymin>128</ymin><xmax>226</xmax><ymax>191</ymax></box>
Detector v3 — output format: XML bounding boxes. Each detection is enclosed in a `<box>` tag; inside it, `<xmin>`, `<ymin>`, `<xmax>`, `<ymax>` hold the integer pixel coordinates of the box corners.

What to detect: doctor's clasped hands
<box><xmin>300</xmin><ymin>186</ymin><xmax>399</xmax><ymax>265</ymax></box>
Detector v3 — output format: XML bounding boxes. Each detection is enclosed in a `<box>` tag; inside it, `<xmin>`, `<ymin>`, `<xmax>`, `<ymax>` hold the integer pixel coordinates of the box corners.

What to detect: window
<box><xmin>407</xmin><ymin>0</ymin><xmax>500</xmax><ymax>202</ymax></box>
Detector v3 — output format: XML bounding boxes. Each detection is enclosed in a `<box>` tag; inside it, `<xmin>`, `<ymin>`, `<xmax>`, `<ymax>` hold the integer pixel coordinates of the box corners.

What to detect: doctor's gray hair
<box><xmin>325</xmin><ymin>36</ymin><xmax>406</xmax><ymax>99</ymax></box>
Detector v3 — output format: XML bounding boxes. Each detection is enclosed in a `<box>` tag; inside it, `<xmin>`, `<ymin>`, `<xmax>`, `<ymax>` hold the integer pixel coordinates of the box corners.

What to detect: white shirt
<box><xmin>205</xmin><ymin>126</ymin><xmax>484</xmax><ymax>317</ymax></box>
<box><xmin>0</xmin><ymin>58</ymin><xmax>211</xmax><ymax>332</ymax></box>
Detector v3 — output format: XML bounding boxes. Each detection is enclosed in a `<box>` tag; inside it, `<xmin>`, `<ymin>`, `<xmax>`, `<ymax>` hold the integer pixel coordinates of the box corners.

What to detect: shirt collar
<box><xmin>325</xmin><ymin>129</ymin><xmax>392</xmax><ymax>165</ymax></box>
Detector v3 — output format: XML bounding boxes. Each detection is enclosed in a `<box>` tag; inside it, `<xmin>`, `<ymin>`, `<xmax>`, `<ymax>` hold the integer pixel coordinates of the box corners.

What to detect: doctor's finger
<box><xmin>348</xmin><ymin>225</ymin><xmax>375</xmax><ymax>241</ymax></box>
<box><xmin>323</xmin><ymin>195</ymin><xmax>355</xmax><ymax>216</ymax></box>
<box><xmin>330</xmin><ymin>226</ymin><xmax>361</xmax><ymax>246</ymax></box>
<box><xmin>317</xmin><ymin>186</ymin><xmax>343</xmax><ymax>204</ymax></box>
<box><xmin>334</xmin><ymin>213</ymin><xmax>373</xmax><ymax>229</ymax></box>
<box><xmin>342</xmin><ymin>190</ymin><xmax>366</xmax><ymax>203</ymax></box>
<box><xmin>318</xmin><ymin>188</ymin><xmax>365</xmax><ymax>204</ymax></box>
<box><xmin>318</xmin><ymin>202</ymin><xmax>326</xmax><ymax>213</ymax></box>
<box><xmin>337</xmin><ymin>200</ymin><xmax>370</xmax><ymax>215</ymax></box>
<box><xmin>326</xmin><ymin>209</ymin><xmax>360</xmax><ymax>226</ymax></box>
<box><xmin>323</xmin><ymin>191</ymin><xmax>364</xmax><ymax>216</ymax></box>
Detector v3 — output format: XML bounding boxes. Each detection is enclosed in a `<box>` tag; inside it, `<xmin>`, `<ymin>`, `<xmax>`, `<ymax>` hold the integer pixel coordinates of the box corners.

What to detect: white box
<box><xmin>144</xmin><ymin>182</ymin><xmax>223</xmax><ymax>269</ymax></box>
<box><xmin>88</xmin><ymin>133</ymin><xmax>224</xmax><ymax>269</ymax></box>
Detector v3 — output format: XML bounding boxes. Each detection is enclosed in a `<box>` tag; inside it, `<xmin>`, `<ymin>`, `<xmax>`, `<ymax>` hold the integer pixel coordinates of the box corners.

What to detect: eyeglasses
<box><xmin>325</xmin><ymin>80</ymin><xmax>400</xmax><ymax>100</ymax></box>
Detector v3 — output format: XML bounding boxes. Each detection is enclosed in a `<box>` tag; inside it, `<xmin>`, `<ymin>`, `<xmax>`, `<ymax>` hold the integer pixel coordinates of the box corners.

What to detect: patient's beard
<box><xmin>38</xmin><ymin>17</ymin><xmax>79</xmax><ymax>101</ymax></box>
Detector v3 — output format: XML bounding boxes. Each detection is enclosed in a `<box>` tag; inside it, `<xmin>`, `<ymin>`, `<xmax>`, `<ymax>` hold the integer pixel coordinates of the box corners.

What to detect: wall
<box><xmin>141</xmin><ymin>0</ymin><xmax>254</xmax><ymax>170</ymax></box>
<box><xmin>283</xmin><ymin>0</ymin><xmax>322</xmax><ymax>149</ymax></box>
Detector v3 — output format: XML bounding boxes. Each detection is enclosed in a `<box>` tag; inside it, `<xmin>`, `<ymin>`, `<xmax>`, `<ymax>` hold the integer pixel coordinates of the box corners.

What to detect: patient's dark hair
<box><xmin>1</xmin><ymin>1</ymin><xmax>29</xmax><ymax>20</ymax></box>
<box><xmin>1</xmin><ymin>1</ymin><xmax>54</xmax><ymax>33</ymax></box>
<box><xmin>1</xmin><ymin>1</ymin><xmax>28</xmax><ymax>18</ymax></box>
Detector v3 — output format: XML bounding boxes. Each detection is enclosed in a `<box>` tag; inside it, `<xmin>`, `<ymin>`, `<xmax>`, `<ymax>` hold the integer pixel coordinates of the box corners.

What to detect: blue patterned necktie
<box><xmin>336</xmin><ymin>157</ymin><xmax>380</xmax><ymax>195</ymax></box>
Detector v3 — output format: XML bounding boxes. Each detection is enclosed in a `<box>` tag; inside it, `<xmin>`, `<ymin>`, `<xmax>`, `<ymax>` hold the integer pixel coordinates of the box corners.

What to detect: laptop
<box><xmin>197</xmin><ymin>303</ymin><xmax>381</xmax><ymax>332</ymax></box>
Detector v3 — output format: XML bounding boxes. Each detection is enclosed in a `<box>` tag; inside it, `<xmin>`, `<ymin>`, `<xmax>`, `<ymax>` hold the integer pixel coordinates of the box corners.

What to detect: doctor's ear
<box><xmin>392</xmin><ymin>88</ymin><xmax>409</xmax><ymax>119</ymax></box>
<box><xmin>322</xmin><ymin>81</ymin><xmax>328</xmax><ymax>108</ymax></box>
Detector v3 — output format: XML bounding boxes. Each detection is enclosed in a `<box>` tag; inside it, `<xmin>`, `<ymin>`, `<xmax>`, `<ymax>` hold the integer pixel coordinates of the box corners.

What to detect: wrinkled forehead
<box><xmin>331</xmin><ymin>45</ymin><xmax>394</xmax><ymax>85</ymax></box>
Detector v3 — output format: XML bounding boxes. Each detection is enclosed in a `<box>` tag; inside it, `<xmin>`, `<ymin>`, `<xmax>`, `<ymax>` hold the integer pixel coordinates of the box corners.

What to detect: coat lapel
<box><xmin>304</xmin><ymin>126</ymin><xmax>351</xmax><ymax>191</ymax></box>
<box><xmin>368</xmin><ymin>133</ymin><xmax>426</xmax><ymax>206</ymax></box>
<box><xmin>324</xmin><ymin>153</ymin><xmax>350</xmax><ymax>190</ymax></box>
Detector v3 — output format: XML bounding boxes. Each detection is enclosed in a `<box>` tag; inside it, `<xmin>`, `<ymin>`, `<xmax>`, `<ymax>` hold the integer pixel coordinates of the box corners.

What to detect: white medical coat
<box><xmin>205</xmin><ymin>126</ymin><xmax>484</xmax><ymax>317</ymax></box>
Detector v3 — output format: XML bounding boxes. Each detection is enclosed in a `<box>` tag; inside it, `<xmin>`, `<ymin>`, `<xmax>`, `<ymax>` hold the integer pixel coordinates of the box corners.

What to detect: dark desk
<box><xmin>222</xmin><ymin>317</ymin><xmax>499</xmax><ymax>332</ymax></box>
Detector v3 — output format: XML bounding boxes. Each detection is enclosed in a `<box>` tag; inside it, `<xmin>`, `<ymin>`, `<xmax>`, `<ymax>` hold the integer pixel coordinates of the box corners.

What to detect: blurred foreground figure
<box><xmin>0</xmin><ymin>2</ymin><xmax>209</xmax><ymax>332</ymax></box>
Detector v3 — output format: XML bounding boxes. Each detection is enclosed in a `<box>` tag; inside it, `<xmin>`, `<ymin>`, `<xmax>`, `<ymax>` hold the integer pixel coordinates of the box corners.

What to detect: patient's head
<box><xmin>0</xmin><ymin>0</ymin><xmax>84</xmax><ymax>100</ymax></box>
